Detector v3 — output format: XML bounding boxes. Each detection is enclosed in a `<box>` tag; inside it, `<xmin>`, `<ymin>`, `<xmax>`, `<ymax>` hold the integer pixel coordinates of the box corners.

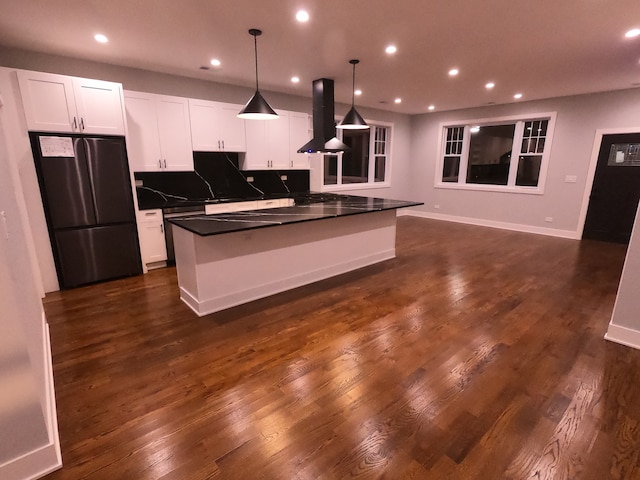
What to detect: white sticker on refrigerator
<box><xmin>39</xmin><ymin>136</ymin><xmax>74</xmax><ymax>157</ymax></box>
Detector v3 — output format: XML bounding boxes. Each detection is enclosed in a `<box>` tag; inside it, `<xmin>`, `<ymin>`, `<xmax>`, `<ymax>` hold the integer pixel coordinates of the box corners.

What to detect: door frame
<box><xmin>578</xmin><ymin>127</ymin><xmax>640</xmax><ymax>239</ymax></box>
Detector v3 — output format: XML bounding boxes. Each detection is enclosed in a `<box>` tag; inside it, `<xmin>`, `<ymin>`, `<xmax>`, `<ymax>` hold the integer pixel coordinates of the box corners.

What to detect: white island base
<box><xmin>173</xmin><ymin>210</ymin><xmax>398</xmax><ymax>316</ymax></box>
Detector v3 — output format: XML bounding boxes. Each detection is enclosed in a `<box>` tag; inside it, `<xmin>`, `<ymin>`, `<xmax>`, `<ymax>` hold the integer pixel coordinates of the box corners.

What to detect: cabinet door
<box><xmin>124</xmin><ymin>92</ymin><xmax>163</xmax><ymax>171</ymax></box>
<box><xmin>72</xmin><ymin>78</ymin><xmax>125</xmax><ymax>135</ymax></box>
<box><xmin>243</xmin><ymin>121</ymin><xmax>269</xmax><ymax>169</ymax></box>
<box><xmin>17</xmin><ymin>70</ymin><xmax>77</xmax><ymax>133</ymax></box>
<box><xmin>137</xmin><ymin>210</ymin><xmax>167</xmax><ymax>265</ymax></box>
<box><xmin>156</xmin><ymin>96</ymin><xmax>193</xmax><ymax>171</ymax></box>
<box><xmin>267</xmin><ymin>111</ymin><xmax>290</xmax><ymax>170</ymax></box>
<box><xmin>288</xmin><ymin>112</ymin><xmax>311</xmax><ymax>169</ymax></box>
<box><xmin>189</xmin><ymin>99</ymin><xmax>221</xmax><ymax>151</ymax></box>
<box><xmin>217</xmin><ymin>102</ymin><xmax>247</xmax><ymax>152</ymax></box>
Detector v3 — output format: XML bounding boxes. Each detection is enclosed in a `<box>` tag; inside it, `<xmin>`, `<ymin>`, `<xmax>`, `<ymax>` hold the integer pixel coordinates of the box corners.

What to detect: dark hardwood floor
<box><xmin>42</xmin><ymin>217</ymin><xmax>640</xmax><ymax>479</ymax></box>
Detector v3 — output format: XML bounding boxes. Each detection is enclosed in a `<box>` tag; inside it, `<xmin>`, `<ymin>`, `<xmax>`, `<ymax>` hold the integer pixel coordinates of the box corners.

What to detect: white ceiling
<box><xmin>1</xmin><ymin>0</ymin><xmax>640</xmax><ymax>114</ymax></box>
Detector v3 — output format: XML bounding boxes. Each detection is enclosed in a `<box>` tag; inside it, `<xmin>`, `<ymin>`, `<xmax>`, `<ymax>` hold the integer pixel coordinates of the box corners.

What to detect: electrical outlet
<box><xmin>246</xmin><ymin>176</ymin><xmax>254</xmax><ymax>182</ymax></box>
<box><xmin>545</xmin><ymin>217</ymin><xmax>553</xmax><ymax>223</ymax></box>
<box><xmin>280</xmin><ymin>175</ymin><xmax>288</xmax><ymax>181</ymax></box>
<box><xmin>135</xmin><ymin>179</ymin><xmax>143</xmax><ymax>187</ymax></box>
<box><xmin>564</xmin><ymin>175</ymin><xmax>577</xmax><ymax>183</ymax></box>
<box><xmin>434</xmin><ymin>204</ymin><xmax>440</xmax><ymax>209</ymax></box>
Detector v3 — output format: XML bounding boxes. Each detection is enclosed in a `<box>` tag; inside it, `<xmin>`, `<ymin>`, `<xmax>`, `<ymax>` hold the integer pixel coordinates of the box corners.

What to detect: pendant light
<box><xmin>238</xmin><ymin>29</ymin><xmax>278</xmax><ymax>120</ymax></box>
<box><xmin>337</xmin><ymin>59</ymin><xmax>369</xmax><ymax>130</ymax></box>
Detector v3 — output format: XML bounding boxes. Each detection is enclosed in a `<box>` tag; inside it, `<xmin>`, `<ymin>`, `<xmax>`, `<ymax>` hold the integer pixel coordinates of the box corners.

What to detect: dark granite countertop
<box><xmin>167</xmin><ymin>194</ymin><xmax>422</xmax><ymax>236</ymax></box>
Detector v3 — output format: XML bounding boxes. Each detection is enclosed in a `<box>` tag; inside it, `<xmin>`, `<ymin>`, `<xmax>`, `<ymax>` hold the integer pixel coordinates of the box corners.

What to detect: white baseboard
<box><xmin>399</xmin><ymin>209</ymin><xmax>579</xmax><ymax>239</ymax></box>
<box><xmin>181</xmin><ymin>249</ymin><xmax>395</xmax><ymax>316</ymax></box>
<box><xmin>0</xmin><ymin>313</ymin><xmax>62</xmax><ymax>480</ymax></box>
<box><xmin>605</xmin><ymin>323</ymin><xmax>640</xmax><ymax>351</ymax></box>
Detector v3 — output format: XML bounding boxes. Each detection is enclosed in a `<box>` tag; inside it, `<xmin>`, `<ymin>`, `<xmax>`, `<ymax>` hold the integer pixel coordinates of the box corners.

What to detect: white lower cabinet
<box><xmin>137</xmin><ymin>210</ymin><xmax>167</xmax><ymax>268</ymax></box>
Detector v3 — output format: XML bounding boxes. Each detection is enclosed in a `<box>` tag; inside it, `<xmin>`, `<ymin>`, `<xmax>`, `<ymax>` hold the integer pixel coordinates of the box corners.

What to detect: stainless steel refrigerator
<box><xmin>30</xmin><ymin>133</ymin><xmax>142</xmax><ymax>288</ymax></box>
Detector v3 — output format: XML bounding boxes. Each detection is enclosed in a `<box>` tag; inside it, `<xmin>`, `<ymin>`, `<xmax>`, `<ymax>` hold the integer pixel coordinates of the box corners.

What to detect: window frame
<box><xmin>434</xmin><ymin>112</ymin><xmax>557</xmax><ymax>195</ymax></box>
<box><xmin>322</xmin><ymin>120</ymin><xmax>393</xmax><ymax>191</ymax></box>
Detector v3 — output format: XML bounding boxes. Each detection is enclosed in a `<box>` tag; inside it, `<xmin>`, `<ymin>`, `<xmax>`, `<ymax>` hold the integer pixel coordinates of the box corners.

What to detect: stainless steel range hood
<box><xmin>297</xmin><ymin>78</ymin><xmax>350</xmax><ymax>153</ymax></box>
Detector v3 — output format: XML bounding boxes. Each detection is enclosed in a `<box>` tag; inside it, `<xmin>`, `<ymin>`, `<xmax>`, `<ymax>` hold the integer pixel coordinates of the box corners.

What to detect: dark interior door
<box><xmin>583</xmin><ymin>133</ymin><xmax>640</xmax><ymax>244</ymax></box>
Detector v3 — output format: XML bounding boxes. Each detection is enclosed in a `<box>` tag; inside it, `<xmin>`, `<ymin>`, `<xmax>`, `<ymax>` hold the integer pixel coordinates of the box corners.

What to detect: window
<box><xmin>436</xmin><ymin>113</ymin><xmax>556</xmax><ymax>193</ymax></box>
<box><xmin>323</xmin><ymin>124</ymin><xmax>391</xmax><ymax>188</ymax></box>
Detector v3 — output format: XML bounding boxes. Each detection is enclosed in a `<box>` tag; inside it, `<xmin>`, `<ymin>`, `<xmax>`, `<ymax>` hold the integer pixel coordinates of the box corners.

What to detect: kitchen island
<box><xmin>168</xmin><ymin>195</ymin><xmax>420</xmax><ymax>316</ymax></box>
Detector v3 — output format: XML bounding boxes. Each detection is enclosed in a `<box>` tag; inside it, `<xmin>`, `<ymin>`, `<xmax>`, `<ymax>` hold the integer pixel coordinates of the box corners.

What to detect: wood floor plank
<box><xmin>40</xmin><ymin>217</ymin><xmax>640</xmax><ymax>479</ymax></box>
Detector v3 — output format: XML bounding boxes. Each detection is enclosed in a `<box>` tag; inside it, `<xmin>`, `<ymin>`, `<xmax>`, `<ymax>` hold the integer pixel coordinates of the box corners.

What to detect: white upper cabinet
<box><xmin>124</xmin><ymin>91</ymin><xmax>193</xmax><ymax>172</ymax></box>
<box><xmin>288</xmin><ymin>112</ymin><xmax>311</xmax><ymax>169</ymax></box>
<box><xmin>17</xmin><ymin>70</ymin><xmax>125</xmax><ymax>135</ymax></box>
<box><xmin>189</xmin><ymin>99</ymin><xmax>246</xmax><ymax>152</ymax></box>
<box><xmin>243</xmin><ymin>110</ymin><xmax>309</xmax><ymax>170</ymax></box>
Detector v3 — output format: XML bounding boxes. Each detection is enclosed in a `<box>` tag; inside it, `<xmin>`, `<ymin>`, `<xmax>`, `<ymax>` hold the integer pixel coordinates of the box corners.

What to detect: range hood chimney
<box><xmin>297</xmin><ymin>78</ymin><xmax>350</xmax><ymax>153</ymax></box>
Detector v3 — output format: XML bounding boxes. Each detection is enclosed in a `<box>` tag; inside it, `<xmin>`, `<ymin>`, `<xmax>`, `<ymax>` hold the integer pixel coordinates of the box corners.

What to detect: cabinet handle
<box><xmin>163</xmin><ymin>159</ymin><xmax>167</xmax><ymax>168</ymax></box>
<box><xmin>158</xmin><ymin>159</ymin><xmax>162</xmax><ymax>169</ymax></box>
<box><xmin>160</xmin><ymin>223</ymin><xmax>164</xmax><ymax>234</ymax></box>
<box><xmin>72</xmin><ymin>117</ymin><xmax>77</xmax><ymax>129</ymax></box>
<box><xmin>222</xmin><ymin>140</ymin><xmax>225</xmax><ymax>150</ymax></box>
<box><xmin>217</xmin><ymin>140</ymin><xmax>221</xmax><ymax>149</ymax></box>
<box><xmin>80</xmin><ymin>117</ymin><xmax>85</xmax><ymax>130</ymax></box>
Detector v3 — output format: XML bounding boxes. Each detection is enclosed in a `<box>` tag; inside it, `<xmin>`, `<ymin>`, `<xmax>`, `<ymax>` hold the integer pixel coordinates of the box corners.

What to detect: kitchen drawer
<box><xmin>137</xmin><ymin>209</ymin><xmax>163</xmax><ymax>223</ymax></box>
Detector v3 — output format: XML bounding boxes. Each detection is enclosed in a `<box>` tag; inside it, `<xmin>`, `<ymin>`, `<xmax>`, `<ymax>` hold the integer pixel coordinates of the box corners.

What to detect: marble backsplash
<box><xmin>134</xmin><ymin>152</ymin><xmax>310</xmax><ymax>209</ymax></box>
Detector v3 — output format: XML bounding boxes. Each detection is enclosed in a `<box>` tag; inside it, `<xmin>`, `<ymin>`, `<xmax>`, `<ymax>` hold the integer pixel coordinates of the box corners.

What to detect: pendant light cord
<box><xmin>351</xmin><ymin>62</ymin><xmax>356</xmax><ymax>106</ymax></box>
<box><xmin>253</xmin><ymin>33</ymin><xmax>260</xmax><ymax>92</ymax></box>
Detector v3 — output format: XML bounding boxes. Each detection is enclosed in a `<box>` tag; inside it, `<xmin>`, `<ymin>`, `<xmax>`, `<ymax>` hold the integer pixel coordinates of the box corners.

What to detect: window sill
<box><xmin>434</xmin><ymin>182</ymin><xmax>544</xmax><ymax>195</ymax></box>
<box><xmin>322</xmin><ymin>182</ymin><xmax>391</xmax><ymax>192</ymax></box>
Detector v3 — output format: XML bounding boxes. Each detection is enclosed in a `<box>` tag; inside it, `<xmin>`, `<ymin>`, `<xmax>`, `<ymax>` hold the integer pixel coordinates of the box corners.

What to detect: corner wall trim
<box><xmin>605</xmin><ymin>323</ymin><xmax>640</xmax><ymax>351</ymax></box>
<box><xmin>0</xmin><ymin>315</ymin><xmax>62</xmax><ymax>480</ymax></box>
<box><xmin>398</xmin><ymin>209</ymin><xmax>579</xmax><ymax>240</ymax></box>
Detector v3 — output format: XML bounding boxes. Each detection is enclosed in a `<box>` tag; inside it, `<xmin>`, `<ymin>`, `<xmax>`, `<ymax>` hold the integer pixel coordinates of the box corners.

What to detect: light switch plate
<box><xmin>565</xmin><ymin>175</ymin><xmax>577</xmax><ymax>183</ymax></box>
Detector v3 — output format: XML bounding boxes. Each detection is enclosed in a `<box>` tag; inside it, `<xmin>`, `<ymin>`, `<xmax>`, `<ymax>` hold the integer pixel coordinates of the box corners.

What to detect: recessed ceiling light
<box><xmin>449</xmin><ymin>68</ymin><xmax>459</xmax><ymax>76</ymax></box>
<box><xmin>514</xmin><ymin>93</ymin><xmax>523</xmax><ymax>99</ymax></box>
<box><xmin>210</xmin><ymin>58</ymin><xmax>221</xmax><ymax>67</ymax></box>
<box><xmin>385</xmin><ymin>45</ymin><xmax>397</xmax><ymax>55</ymax></box>
<box><xmin>625</xmin><ymin>28</ymin><xmax>640</xmax><ymax>38</ymax></box>
<box><xmin>394</xmin><ymin>98</ymin><xmax>402</xmax><ymax>104</ymax></box>
<box><xmin>485</xmin><ymin>82</ymin><xmax>495</xmax><ymax>89</ymax></box>
<box><xmin>428</xmin><ymin>105</ymin><xmax>435</xmax><ymax>111</ymax></box>
<box><xmin>470</xmin><ymin>126</ymin><xmax>480</xmax><ymax>133</ymax></box>
<box><xmin>94</xmin><ymin>34</ymin><xmax>108</xmax><ymax>43</ymax></box>
<box><xmin>354</xmin><ymin>89</ymin><xmax>362</xmax><ymax>96</ymax></box>
<box><xmin>291</xmin><ymin>76</ymin><xmax>300</xmax><ymax>83</ymax></box>
<box><xmin>296</xmin><ymin>10</ymin><xmax>310</xmax><ymax>22</ymax></box>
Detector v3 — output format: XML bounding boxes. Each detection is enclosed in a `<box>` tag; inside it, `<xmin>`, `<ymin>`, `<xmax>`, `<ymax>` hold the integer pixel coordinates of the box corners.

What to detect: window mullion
<box><xmin>507</xmin><ymin>121</ymin><xmax>524</xmax><ymax>186</ymax></box>
<box><xmin>368</xmin><ymin>127</ymin><xmax>376</xmax><ymax>182</ymax></box>
<box><xmin>459</xmin><ymin>126</ymin><xmax>471</xmax><ymax>184</ymax></box>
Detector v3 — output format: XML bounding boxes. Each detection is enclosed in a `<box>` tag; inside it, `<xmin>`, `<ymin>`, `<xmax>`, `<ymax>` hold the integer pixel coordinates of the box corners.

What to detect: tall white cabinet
<box><xmin>17</xmin><ymin>70</ymin><xmax>125</xmax><ymax>135</ymax></box>
<box><xmin>124</xmin><ymin>90</ymin><xmax>193</xmax><ymax>171</ymax></box>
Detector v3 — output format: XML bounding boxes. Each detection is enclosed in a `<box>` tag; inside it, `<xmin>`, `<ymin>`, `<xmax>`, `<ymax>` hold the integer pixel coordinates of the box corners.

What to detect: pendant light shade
<box><xmin>337</xmin><ymin>59</ymin><xmax>369</xmax><ymax>130</ymax></box>
<box><xmin>238</xmin><ymin>29</ymin><xmax>278</xmax><ymax>120</ymax></box>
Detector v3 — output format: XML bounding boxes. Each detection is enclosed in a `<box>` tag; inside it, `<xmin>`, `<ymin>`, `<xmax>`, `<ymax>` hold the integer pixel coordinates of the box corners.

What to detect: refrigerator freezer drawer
<box><xmin>54</xmin><ymin>224</ymin><xmax>141</xmax><ymax>288</ymax></box>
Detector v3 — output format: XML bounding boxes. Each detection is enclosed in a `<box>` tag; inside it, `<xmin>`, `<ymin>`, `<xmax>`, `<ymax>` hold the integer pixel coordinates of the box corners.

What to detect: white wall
<box><xmin>0</xmin><ymin>81</ymin><xmax>61</xmax><ymax>478</ymax></box>
<box><xmin>606</xmin><ymin>205</ymin><xmax>640</xmax><ymax>349</ymax></box>
<box><xmin>409</xmin><ymin>88</ymin><xmax>640</xmax><ymax>237</ymax></box>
